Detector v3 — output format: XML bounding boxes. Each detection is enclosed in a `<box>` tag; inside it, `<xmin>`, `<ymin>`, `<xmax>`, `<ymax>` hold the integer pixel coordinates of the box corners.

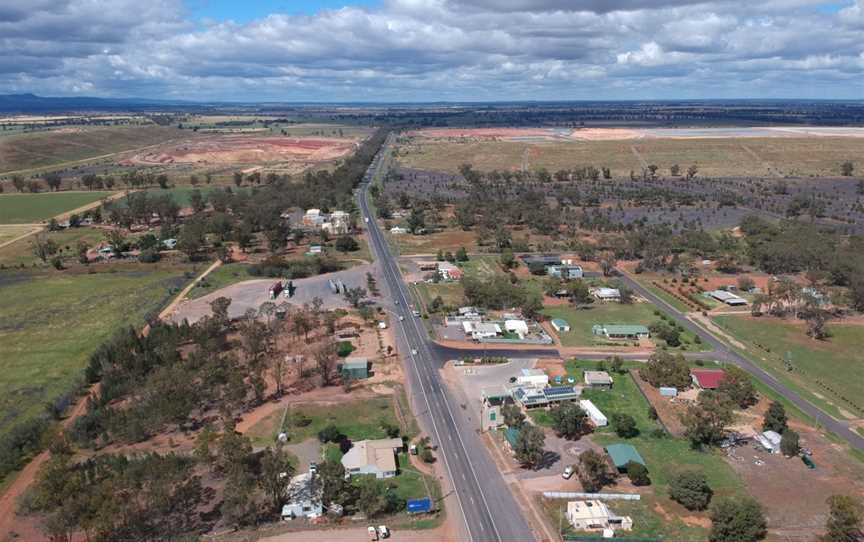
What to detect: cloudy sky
<box><xmin>2</xmin><ymin>0</ymin><xmax>863</xmax><ymax>101</ymax></box>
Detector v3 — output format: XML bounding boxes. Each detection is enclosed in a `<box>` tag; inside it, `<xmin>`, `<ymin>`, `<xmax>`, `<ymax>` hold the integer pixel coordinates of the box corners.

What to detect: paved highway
<box><xmin>616</xmin><ymin>271</ymin><xmax>864</xmax><ymax>451</ymax></box>
<box><xmin>358</xmin><ymin>137</ymin><xmax>536</xmax><ymax>542</ymax></box>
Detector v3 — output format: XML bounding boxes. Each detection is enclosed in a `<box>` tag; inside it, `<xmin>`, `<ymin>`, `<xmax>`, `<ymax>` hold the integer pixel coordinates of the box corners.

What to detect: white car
<box><xmin>411</xmin><ymin>349</ymin><xmax>418</xmax><ymax>355</ymax></box>
<box><xmin>562</xmin><ymin>465</ymin><xmax>575</xmax><ymax>479</ymax></box>
<box><xmin>399</xmin><ymin>315</ymin><xmax>404</xmax><ymax>321</ymax></box>
<box><xmin>377</xmin><ymin>525</ymin><xmax>390</xmax><ymax>538</ymax></box>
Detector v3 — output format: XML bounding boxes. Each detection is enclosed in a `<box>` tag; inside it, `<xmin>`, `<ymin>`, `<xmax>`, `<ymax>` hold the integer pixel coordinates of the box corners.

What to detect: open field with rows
<box><xmin>0</xmin><ymin>192</ymin><xmax>112</xmax><ymax>223</ymax></box>
<box><xmin>396</xmin><ymin>136</ymin><xmax>864</xmax><ymax>178</ymax></box>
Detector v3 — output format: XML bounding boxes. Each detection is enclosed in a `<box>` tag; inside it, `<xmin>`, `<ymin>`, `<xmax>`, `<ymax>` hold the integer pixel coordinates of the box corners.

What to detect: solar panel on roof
<box><xmin>544</xmin><ymin>386</ymin><xmax>577</xmax><ymax>396</ymax></box>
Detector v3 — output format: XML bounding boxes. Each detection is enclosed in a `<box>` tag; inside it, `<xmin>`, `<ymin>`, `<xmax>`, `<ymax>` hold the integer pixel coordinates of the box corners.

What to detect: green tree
<box><xmin>780</xmin><ymin>430</ymin><xmax>800</xmax><ymax>457</ymax></box>
<box><xmin>335</xmin><ymin>235</ymin><xmax>359</xmax><ymax>252</ymax></box>
<box><xmin>455</xmin><ymin>246</ymin><xmax>469</xmax><ymax>262</ymax></box>
<box><xmin>840</xmin><ymin>161</ymin><xmax>855</xmax><ymax>177</ymax></box>
<box><xmin>717</xmin><ymin>365</ymin><xmax>758</xmax><ymax>408</ymax></box>
<box><xmin>626</xmin><ymin>461</ymin><xmax>650</xmax><ymax>486</ymax></box>
<box><xmin>820</xmin><ymin>495</ymin><xmax>863</xmax><ymax>542</ymax></box>
<box><xmin>30</xmin><ymin>234</ymin><xmax>59</xmax><ymax>263</ymax></box>
<box><xmin>550</xmin><ymin>402</ymin><xmax>589</xmax><ymax>440</ymax></box>
<box><xmin>513</xmin><ymin>424</ymin><xmax>545</xmax><ymax>468</ymax></box>
<box><xmin>259</xmin><ymin>446</ymin><xmax>296</xmax><ymax>514</ymax></box>
<box><xmin>578</xmin><ymin>449</ymin><xmax>615</xmax><ymax>492</ymax></box>
<box><xmin>669</xmin><ymin>469</ymin><xmax>713</xmax><ymax>510</ymax></box>
<box><xmin>501</xmin><ymin>404</ymin><xmax>525</xmax><ymax>428</ymax></box>
<box><xmin>611</xmin><ymin>413</ymin><xmax>639</xmax><ymax>438</ymax></box>
<box><xmin>500</xmin><ymin>249</ymin><xmax>516</xmax><ymax>269</ymax></box>
<box><xmin>682</xmin><ymin>391</ymin><xmax>734</xmax><ymax>448</ymax></box>
<box><xmin>356</xmin><ymin>477</ymin><xmax>388</xmax><ymax>517</ymax></box>
<box><xmin>610</xmin><ymin>356</ymin><xmax>624</xmax><ymax>374</ymax></box>
<box><xmin>709</xmin><ymin>496</ymin><xmax>767</xmax><ymax>542</ymax></box>
<box><xmin>762</xmin><ymin>401</ymin><xmax>788</xmax><ymax>433</ymax></box>
<box><xmin>319</xmin><ymin>459</ymin><xmax>356</xmax><ymax>508</ymax></box>
<box><xmin>641</xmin><ymin>350</ymin><xmax>691</xmax><ymax>389</ymax></box>
<box><xmin>407</xmin><ymin>207</ymin><xmax>426</xmax><ymax>234</ymax></box>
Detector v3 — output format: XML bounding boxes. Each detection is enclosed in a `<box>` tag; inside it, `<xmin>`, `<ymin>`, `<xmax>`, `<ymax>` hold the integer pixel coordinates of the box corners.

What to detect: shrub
<box><xmin>318</xmin><ymin>424</ymin><xmax>343</xmax><ymax>443</ymax></box>
<box><xmin>626</xmin><ymin>461</ymin><xmax>651</xmax><ymax>486</ymax></box>
<box><xmin>669</xmin><ymin>469</ymin><xmax>713</xmax><ymax>511</ymax></box>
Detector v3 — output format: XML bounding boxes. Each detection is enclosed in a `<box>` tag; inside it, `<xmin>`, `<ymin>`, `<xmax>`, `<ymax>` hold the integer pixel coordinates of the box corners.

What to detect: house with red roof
<box><xmin>691</xmin><ymin>368</ymin><xmax>726</xmax><ymax>390</ymax></box>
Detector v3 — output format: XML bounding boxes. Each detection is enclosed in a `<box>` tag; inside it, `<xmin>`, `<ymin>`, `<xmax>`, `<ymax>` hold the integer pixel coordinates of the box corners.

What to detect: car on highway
<box><xmin>399</xmin><ymin>315</ymin><xmax>404</xmax><ymax>321</ymax></box>
<box><xmin>411</xmin><ymin>349</ymin><xmax>418</xmax><ymax>355</ymax></box>
<box><xmin>412</xmin><ymin>310</ymin><xmax>421</xmax><ymax>317</ymax></box>
<box><xmin>562</xmin><ymin>465</ymin><xmax>574</xmax><ymax>479</ymax></box>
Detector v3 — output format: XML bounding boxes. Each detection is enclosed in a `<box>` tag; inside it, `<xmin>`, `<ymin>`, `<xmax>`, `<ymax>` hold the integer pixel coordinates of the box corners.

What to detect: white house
<box><xmin>504</xmin><ymin>319</ymin><xmax>529</xmax><ymax>339</ymax></box>
<box><xmin>516</xmin><ymin>368</ymin><xmax>549</xmax><ymax>388</ymax></box>
<box><xmin>567</xmin><ymin>500</ymin><xmax>633</xmax><ymax>532</ymax></box>
<box><xmin>579</xmin><ymin>399</ymin><xmax>608</xmax><ymax>427</ymax></box>
<box><xmin>281</xmin><ymin>471</ymin><xmax>323</xmax><ymax>520</ymax></box>
<box><xmin>390</xmin><ymin>226</ymin><xmax>408</xmax><ymax>235</ymax></box>
<box><xmin>462</xmin><ymin>321</ymin><xmax>501</xmax><ymax>340</ymax></box>
<box><xmin>341</xmin><ymin>438</ymin><xmax>403</xmax><ymax>479</ymax></box>
<box><xmin>592</xmin><ymin>288</ymin><xmax>621</xmax><ymax>302</ymax></box>
<box><xmin>583</xmin><ymin>371</ymin><xmax>613</xmax><ymax>388</ymax></box>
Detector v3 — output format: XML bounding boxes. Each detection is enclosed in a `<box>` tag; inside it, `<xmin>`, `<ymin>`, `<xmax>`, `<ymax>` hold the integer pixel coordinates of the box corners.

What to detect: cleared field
<box><xmin>0</xmin><ymin>125</ymin><xmax>183</xmax><ymax>174</ymax></box>
<box><xmin>397</xmin><ymin>136</ymin><xmax>864</xmax><ymax>177</ymax></box>
<box><xmin>387</xmin><ymin>228</ymin><xmax>478</xmax><ymax>255</ymax></box>
<box><xmin>0</xmin><ymin>192</ymin><xmax>112</xmax><ymax>224</ymax></box>
<box><xmin>0</xmin><ymin>268</ymin><xmax>192</xmax><ymax>441</ymax></box>
<box><xmin>0</xmin><ymin>225</ymin><xmax>38</xmax><ymax>246</ymax></box>
<box><xmin>713</xmin><ymin>315</ymin><xmax>864</xmax><ymax>418</ymax></box>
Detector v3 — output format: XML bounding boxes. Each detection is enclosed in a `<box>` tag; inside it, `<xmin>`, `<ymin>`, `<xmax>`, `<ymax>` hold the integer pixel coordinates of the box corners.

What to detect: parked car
<box><xmin>368</xmin><ymin>526</ymin><xmax>378</xmax><ymax>540</ymax></box>
<box><xmin>413</xmin><ymin>310</ymin><xmax>421</xmax><ymax>317</ymax></box>
<box><xmin>562</xmin><ymin>465</ymin><xmax>574</xmax><ymax>479</ymax></box>
<box><xmin>377</xmin><ymin>525</ymin><xmax>390</xmax><ymax>538</ymax></box>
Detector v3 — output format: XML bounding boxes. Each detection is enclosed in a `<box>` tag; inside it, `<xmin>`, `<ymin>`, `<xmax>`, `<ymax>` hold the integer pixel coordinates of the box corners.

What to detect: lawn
<box><xmin>714</xmin><ymin>315</ymin><xmax>864</xmax><ymax>419</ymax></box>
<box><xmin>413</xmin><ymin>282</ymin><xmax>466</xmax><ymax>310</ymax></box>
<box><xmin>537</xmin><ymin>361</ymin><xmax>745</xmax><ymax>542</ymax></box>
<box><xmin>542</xmin><ymin>302</ymin><xmax>704</xmax><ymax>350</ymax></box>
<box><xmin>186</xmin><ymin>262</ymin><xmax>253</xmax><ymax>299</ymax></box>
<box><xmin>245</xmin><ymin>396</ymin><xmax>401</xmax><ymax>447</ymax></box>
<box><xmin>0</xmin><ymin>267</ymin><xmax>192</xmax><ymax>442</ymax></box>
<box><xmin>0</xmin><ymin>192</ymin><xmax>113</xmax><ymax>223</ymax></box>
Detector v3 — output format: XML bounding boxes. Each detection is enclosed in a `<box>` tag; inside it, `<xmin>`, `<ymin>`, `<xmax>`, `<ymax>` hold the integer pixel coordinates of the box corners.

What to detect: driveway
<box><xmin>171</xmin><ymin>264</ymin><xmax>372</xmax><ymax>324</ymax></box>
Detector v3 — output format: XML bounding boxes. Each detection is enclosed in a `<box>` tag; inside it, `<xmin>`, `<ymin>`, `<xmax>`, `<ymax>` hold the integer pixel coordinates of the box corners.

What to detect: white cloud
<box><xmin>0</xmin><ymin>0</ymin><xmax>861</xmax><ymax>100</ymax></box>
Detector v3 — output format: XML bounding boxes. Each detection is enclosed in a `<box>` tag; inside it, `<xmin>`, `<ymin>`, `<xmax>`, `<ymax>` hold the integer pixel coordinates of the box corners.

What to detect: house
<box><xmin>691</xmin><ymin>368</ymin><xmax>726</xmax><ymax>390</ymax></box>
<box><xmin>708</xmin><ymin>290</ymin><xmax>747</xmax><ymax>306</ymax></box>
<box><xmin>516</xmin><ymin>368</ymin><xmax>549</xmax><ymax>388</ymax></box>
<box><xmin>438</xmin><ymin>261</ymin><xmax>462</xmax><ymax>281</ymax></box>
<box><xmin>592</xmin><ymin>287</ymin><xmax>621</xmax><ymax>302</ymax></box>
<box><xmin>504</xmin><ymin>319</ymin><xmax>529</xmax><ymax>339</ymax></box>
<box><xmin>566</xmin><ymin>500</ymin><xmax>633</xmax><ymax>532</ymax></box>
<box><xmin>592</xmin><ymin>324</ymin><xmax>650</xmax><ymax>340</ymax></box>
<box><xmin>281</xmin><ymin>471</ymin><xmax>323</xmax><ymax>520</ymax></box>
<box><xmin>512</xmin><ymin>385</ymin><xmax>581</xmax><ymax>409</ymax></box>
<box><xmin>579</xmin><ymin>399</ymin><xmax>608</xmax><ymax>427</ymax></box>
<box><xmin>481</xmin><ymin>386</ymin><xmax>513</xmax><ymax>430</ymax></box>
<box><xmin>323</xmin><ymin>210</ymin><xmax>350</xmax><ymax>235</ymax></box>
<box><xmin>551</xmin><ymin>318</ymin><xmax>570</xmax><ymax>332</ymax></box>
<box><xmin>458</xmin><ymin>306</ymin><xmax>481</xmax><ymax>318</ymax></box>
<box><xmin>341</xmin><ymin>358</ymin><xmax>369</xmax><ymax>380</ymax></box>
<box><xmin>341</xmin><ymin>438</ymin><xmax>403</xmax><ymax>479</ymax></box>
<box><xmin>583</xmin><ymin>371</ymin><xmax>613</xmax><ymax>389</ymax></box>
<box><xmin>521</xmin><ymin>254</ymin><xmax>562</xmax><ymax>267</ymax></box>
<box><xmin>303</xmin><ymin>208</ymin><xmax>327</xmax><ymax>228</ymax></box>
<box><xmin>605</xmin><ymin>443</ymin><xmax>646</xmax><ymax>472</ymax></box>
<box><xmin>463</xmin><ymin>321</ymin><xmax>501</xmax><ymax>340</ymax></box>
<box><xmin>547</xmin><ymin>264</ymin><xmax>584</xmax><ymax>280</ymax></box>
<box><xmin>390</xmin><ymin>226</ymin><xmax>408</xmax><ymax>235</ymax></box>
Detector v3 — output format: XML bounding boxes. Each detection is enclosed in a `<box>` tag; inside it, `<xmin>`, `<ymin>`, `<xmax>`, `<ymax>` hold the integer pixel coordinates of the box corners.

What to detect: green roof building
<box><xmin>605</xmin><ymin>443</ymin><xmax>646</xmax><ymax>472</ymax></box>
<box><xmin>504</xmin><ymin>427</ymin><xmax>521</xmax><ymax>448</ymax></box>
<box><xmin>340</xmin><ymin>358</ymin><xmax>369</xmax><ymax>380</ymax></box>
<box><xmin>592</xmin><ymin>324</ymin><xmax>650</xmax><ymax>340</ymax></box>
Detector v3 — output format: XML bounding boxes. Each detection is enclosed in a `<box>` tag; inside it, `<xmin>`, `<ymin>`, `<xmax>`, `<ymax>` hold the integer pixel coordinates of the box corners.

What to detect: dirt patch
<box><xmin>631</xmin><ymin>369</ymin><xmax>688</xmax><ymax>436</ymax></box>
<box><xmin>534</xmin><ymin>358</ymin><xmax>567</xmax><ymax>378</ymax></box>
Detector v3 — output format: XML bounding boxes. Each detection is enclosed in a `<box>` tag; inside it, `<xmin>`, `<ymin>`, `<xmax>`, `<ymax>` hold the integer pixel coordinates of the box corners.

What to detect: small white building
<box><xmin>504</xmin><ymin>319</ymin><xmax>529</xmax><ymax>339</ymax></box>
<box><xmin>281</xmin><ymin>471</ymin><xmax>323</xmax><ymax>520</ymax></box>
<box><xmin>551</xmin><ymin>318</ymin><xmax>570</xmax><ymax>332</ymax></box>
<box><xmin>462</xmin><ymin>321</ymin><xmax>501</xmax><ymax>340</ymax></box>
<box><xmin>579</xmin><ymin>399</ymin><xmax>608</xmax><ymax>427</ymax></box>
<box><xmin>390</xmin><ymin>226</ymin><xmax>408</xmax><ymax>235</ymax></box>
<box><xmin>758</xmin><ymin>430</ymin><xmax>782</xmax><ymax>454</ymax></box>
<box><xmin>592</xmin><ymin>288</ymin><xmax>621</xmax><ymax>302</ymax></box>
<box><xmin>567</xmin><ymin>500</ymin><xmax>633</xmax><ymax>532</ymax></box>
<box><xmin>708</xmin><ymin>290</ymin><xmax>747</xmax><ymax>306</ymax></box>
<box><xmin>516</xmin><ymin>368</ymin><xmax>549</xmax><ymax>388</ymax></box>
<box><xmin>583</xmin><ymin>371</ymin><xmax>613</xmax><ymax>388</ymax></box>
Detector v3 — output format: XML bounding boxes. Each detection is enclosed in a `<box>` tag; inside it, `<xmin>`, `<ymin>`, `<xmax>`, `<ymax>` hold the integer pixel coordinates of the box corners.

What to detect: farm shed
<box><xmin>551</xmin><ymin>318</ymin><xmax>571</xmax><ymax>332</ymax></box>
<box><xmin>584</xmin><ymin>371</ymin><xmax>614</xmax><ymax>388</ymax></box>
<box><xmin>708</xmin><ymin>290</ymin><xmax>747</xmax><ymax>306</ymax></box>
<box><xmin>579</xmin><ymin>399</ymin><xmax>608</xmax><ymax>427</ymax></box>
<box><xmin>605</xmin><ymin>444</ymin><xmax>646</xmax><ymax>472</ymax></box>
<box><xmin>592</xmin><ymin>324</ymin><xmax>650</xmax><ymax>340</ymax></box>
<box><xmin>341</xmin><ymin>358</ymin><xmax>369</xmax><ymax>380</ymax></box>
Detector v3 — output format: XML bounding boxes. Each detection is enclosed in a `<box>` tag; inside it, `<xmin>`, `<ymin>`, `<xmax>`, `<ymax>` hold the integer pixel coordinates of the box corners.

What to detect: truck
<box><xmin>269</xmin><ymin>281</ymin><xmax>284</xmax><ymax>299</ymax></box>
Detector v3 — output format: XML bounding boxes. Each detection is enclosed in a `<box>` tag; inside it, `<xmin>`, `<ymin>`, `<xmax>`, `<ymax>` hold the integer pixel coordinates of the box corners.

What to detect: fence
<box><xmin>542</xmin><ymin>492</ymin><xmax>641</xmax><ymax>501</ymax></box>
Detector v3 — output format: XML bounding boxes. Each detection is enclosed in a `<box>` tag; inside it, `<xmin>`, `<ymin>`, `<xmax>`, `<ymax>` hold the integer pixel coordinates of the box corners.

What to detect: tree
<box><xmin>177</xmin><ymin>220</ymin><xmax>206</xmax><ymax>260</ymax></box>
<box><xmin>780</xmin><ymin>430</ymin><xmax>800</xmax><ymax>457</ymax></box>
<box><xmin>335</xmin><ymin>235</ymin><xmax>359</xmax><ymax>252</ymax></box>
<box><xmin>717</xmin><ymin>365</ymin><xmax>757</xmax><ymax>408</ymax></box>
<box><xmin>566</xmin><ymin>280</ymin><xmax>594</xmax><ymax>307</ymax></box>
<box><xmin>821</xmin><ymin>495</ymin><xmax>863</xmax><ymax>542</ymax></box>
<box><xmin>682</xmin><ymin>391</ymin><xmax>734</xmax><ymax>448</ymax></box>
<box><xmin>406</xmin><ymin>207</ymin><xmax>425</xmax><ymax>234</ymax></box>
<box><xmin>686</xmin><ymin>164</ymin><xmax>699</xmax><ymax>180</ymax></box>
<box><xmin>578</xmin><ymin>449</ymin><xmax>615</xmax><ymax>492</ymax></box>
<box><xmin>455</xmin><ymin>246</ymin><xmax>469</xmax><ymax>262</ymax></box>
<box><xmin>319</xmin><ymin>459</ymin><xmax>355</xmax><ymax>508</ymax></box>
<box><xmin>626</xmin><ymin>461</ymin><xmax>650</xmax><ymax>486</ymax></box>
<box><xmin>670</xmin><ymin>164</ymin><xmax>681</xmax><ymax>176</ymax></box>
<box><xmin>31</xmin><ymin>234</ymin><xmax>59</xmax><ymax>263</ymax></box>
<box><xmin>641</xmin><ymin>351</ymin><xmax>691</xmax><ymax>389</ymax></box>
<box><xmin>550</xmin><ymin>402</ymin><xmax>589</xmax><ymax>440</ymax></box>
<box><xmin>259</xmin><ymin>446</ymin><xmax>295</xmax><ymax>514</ymax></box>
<box><xmin>513</xmin><ymin>424</ymin><xmax>545</xmax><ymax>468</ymax></box>
<box><xmin>233</xmin><ymin>172</ymin><xmax>243</xmax><ymax>187</ymax></box>
<box><xmin>611</xmin><ymin>413</ymin><xmax>639</xmax><ymax>438</ymax></box>
<box><xmin>669</xmin><ymin>469</ymin><xmax>713</xmax><ymax>510</ymax></box>
<box><xmin>501</xmin><ymin>404</ymin><xmax>525</xmax><ymax>428</ymax></box>
<box><xmin>343</xmin><ymin>286</ymin><xmax>367</xmax><ymax>308</ymax></box>
<box><xmin>44</xmin><ymin>173</ymin><xmax>62</xmax><ymax>192</ymax></box>
<box><xmin>762</xmin><ymin>401</ymin><xmax>788</xmax><ymax>433</ymax></box>
<box><xmin>709</xmin><ymin>496</ymin><xmax>767</xmax><ymax>542</ymax></box>
<box><xmin>356</xmin><ymin>477</ymin><xmax>389</xmax><ymax>517</ymax></box>
<box><xmin>840</xmin><ymin>161</ymin><xmax>855</xmax><ymax>177</ymax></box>
<box><xmin>315</xmin><ymin>341</ymin><xmax>339</xmax><ymax>386</ymax></box>
<box><xmin>610</xmin><ymin>356</ymin><xmax>624</xmax><ymax>374</ymax></box>
<box><xmin>11</xmin><ymin>175</ymin><xmax>25</xmax><ymax>192</ymax></box>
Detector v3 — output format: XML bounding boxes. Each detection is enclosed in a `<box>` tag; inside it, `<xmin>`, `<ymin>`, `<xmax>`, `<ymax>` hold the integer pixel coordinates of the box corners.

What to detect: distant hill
<box><xmin>0</xmin><ymin>93</ymin><xmax>193</xmax><ymax>113</ymax></box>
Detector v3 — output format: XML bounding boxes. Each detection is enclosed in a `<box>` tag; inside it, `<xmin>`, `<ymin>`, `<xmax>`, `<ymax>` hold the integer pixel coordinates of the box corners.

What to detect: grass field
<box><xmin>387</xmin><ymin>228</ymin><xmax>478</xmax><ymax>255</ymax></box>
<box><xmin>713</xmin><ymin>315</ymin><xmax>864</xmax><ymax>418</ymax></box>
<box><xmin>413</xmin><ymin>282</ymin><xmax>466</xmax><ymax>310</ymax></box>
<box><xmin>187</xmin><ymin>262</ymin><xmax>253</xmax><ymax>299</ymax></box>
<box><xmin>0</xmin><ymin>267</ymin><xmax>192</xmax><ymax>441</ymax></box>
<box><xmin>538</xmin><ymin>360</ymin><xmax>744</xmax><ymax>542</ymax></box>
<box><xmin>246</xmin><ymin>396</ymin><xmax>403</xmax><ymax>447</ymax></box>
<box><xmin>0</xmin><ymin>226</ymin><xmax>107</xmax><ymax>267</ymax></box>
<box><xmin>0</xmin><ymin>225</ymin><xmax>37</xmax><ymax>245</ymax></box>
<box><xmin>397</xmin><ymin>136</ymin><xmax>864</xmax><ymax>177</ymax></box>
<box><xmin>0</xmin><ymin>125</ymin><xmax>184</xmax><ymax>174</ymax></box>
<box><xmin>0</xmin><ymin>192</ymin><xmax>113</xmax><ymax>223</ymax></box>
<box><xmin>541</xmin><ymin>302</ymin><xmax>704</xmax><ymax>350</ymax></box>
